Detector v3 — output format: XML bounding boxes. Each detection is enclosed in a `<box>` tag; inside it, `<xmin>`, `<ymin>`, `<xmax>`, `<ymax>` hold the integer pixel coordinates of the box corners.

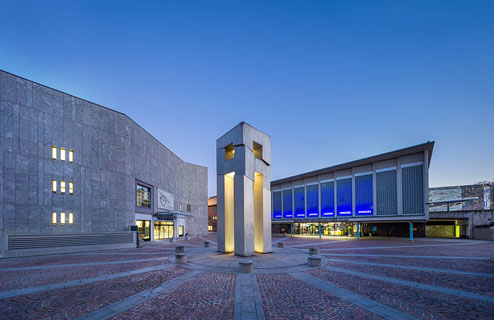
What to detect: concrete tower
<box><xmin>216</xmin><ymin>122</ymin><xmax>272</xmax><ymax>256</ymax></box>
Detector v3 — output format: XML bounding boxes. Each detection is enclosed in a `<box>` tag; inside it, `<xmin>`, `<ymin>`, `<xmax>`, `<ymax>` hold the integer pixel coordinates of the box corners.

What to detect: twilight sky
<box><xmin>1</xmin><ymin>0</ymin><xmax>493</xmax><ymax>196</ymax></box>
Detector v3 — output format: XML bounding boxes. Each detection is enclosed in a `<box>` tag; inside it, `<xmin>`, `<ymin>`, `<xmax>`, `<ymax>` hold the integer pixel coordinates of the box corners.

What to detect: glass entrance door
<box><xmin>154</xmin><ymin>221</ymin><xmax>174</xmax><ymax>240</ymax></box>
<box><xmin>136</xmin><ymin>220</ymin><xmax>151</xmax><ymax>240</ymax></box>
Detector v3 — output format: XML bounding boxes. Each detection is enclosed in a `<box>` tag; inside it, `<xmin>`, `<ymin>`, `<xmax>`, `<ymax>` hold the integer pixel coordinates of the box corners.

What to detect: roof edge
<box><xmin>271</xmin><ymin>141</ymin><xmax>435</xmax><ymax>185</ymax></box>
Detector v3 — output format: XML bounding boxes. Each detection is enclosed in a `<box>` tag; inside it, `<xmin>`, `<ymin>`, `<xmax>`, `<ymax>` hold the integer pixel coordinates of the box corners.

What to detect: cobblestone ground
<box><xmin>257</xmin><ymin>273</ymin><xmax>383</xmax><ymax>320</ymax></box>
<box><xmin>0</xmin><ymin>252</ymin><xmax>169</xmax><ymax>268</ymax></box>
<box><xmin>0</xmin><ymin>259</ymin><xmax>168</xmax><ymax>291</ymax></box>
<box><xmin>0</xmin><ymin>266</ymin><xmax>189</xmax><ymax>320</ymax></box>
<box><xmin>114</xmin><ymin>272</ymin><xmax>235</xmax><ymax>320</ymax></box>
<box><xmin>324</xmin><ymin>255</ymin><xmax>494</xmax><ymax>273</ymax></box>
<box><xmin>0</xmin><ymin>235</ymin><xmax>492</xmax><ymax>320</ymax></box>
<box><xmin>325</xmin><ymin>260</ymin><xmax>494</xmax><ymax>296</ymax></box>
<box><xmin>307</xmin><ymin>267</ymin><xmax>494</xmax><ymax>319</ymax></box>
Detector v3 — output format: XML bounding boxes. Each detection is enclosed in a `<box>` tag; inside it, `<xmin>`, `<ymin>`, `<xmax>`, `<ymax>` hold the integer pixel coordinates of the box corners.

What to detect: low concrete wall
<box><xmin>473</xmin><ymin>228</ymin><xmax>494</xmax><ymax>241</ymax></box>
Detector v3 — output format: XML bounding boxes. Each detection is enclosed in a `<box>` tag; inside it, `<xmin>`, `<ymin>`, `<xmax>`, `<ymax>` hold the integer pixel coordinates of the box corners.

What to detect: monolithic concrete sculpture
<box><xmin>217</xmin><ymin>122</ymin><xmax>272</xmax><ymax>256</ymax></box>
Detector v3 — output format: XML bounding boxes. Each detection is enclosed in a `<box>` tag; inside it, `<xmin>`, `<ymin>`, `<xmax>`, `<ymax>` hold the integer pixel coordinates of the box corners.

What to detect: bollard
<box><xmin>175</xmin><ymin>253</ymin><xmax>187</xmax><ymax>264</ymax></box>
<box><xmin>309</xmin><ymin>248</ymin><xmax>319</xmax><ymax>256</ymax></box>
<box><xmin>308</xmin><ymin>255</ymin><xmax>322</xmax><ymax>267</ymax></box>
<box><xmin>277</xmin><ymin>242</ymin><xmax>285</xmax><ymax>248</ymax></box>
<box><xmin>204</xmin><ymin>241</ymin><xmax>211</xmax><ymax>247</ymax></box>
<box><xmin>175</xmin><ymin>245</ymin><xmax>185</xmax><ymax>253</ymax></box>
<box><xmin>239</xmin><ymin>260</ymin><xmax>253</xmax><ymax>273</ymax></box>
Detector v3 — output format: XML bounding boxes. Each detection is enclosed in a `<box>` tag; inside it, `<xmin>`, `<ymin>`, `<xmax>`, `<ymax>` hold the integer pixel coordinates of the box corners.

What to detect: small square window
<box><xmin>60</xmin><ymin>212</ymin><xmax>66</xmax><ymax>225</ymax></box>
<box><xmin>52</xmin><ymin>146</ymin><xmax>57</xmax><ymax>160</ymax></box>
<box><xmin>69</xmin><ymin>149</ymin><xmax>74</xmax><ymax>163</ymax></box>
<box><xmin>253</xmin><ymin>142</ymin><xmax>263</xmax><ymax>160</ymax></box>
<box><xmin>61</xmin><ymin>181</ymin><xmax>66</xmax><ymax>194</ymax></box>
<box><xmin>52</xmin><ymin>180</ymin><xmax>57</xmax><ymax>193</ymax></box>
<box><xmin>225</xmin><ymin>143</ymin><xmax>235</xmax><ymax>161</ymax></box>
<box><xmin>69</xmin><ymin>182</ymin><xmax>74</xmax><ymax>194</ymax></box>
<box><xmin>60</xmin><ymin>148</ymin><xmax>66</xmax><ymax>161</ymax></box>
<box><xmin>69</xmin><ymin>213</ymin><xmax>73</xmax><ymax>225</ymax></box>
<box><xmin>52</xmin><ymin>212</ymin><xmax>57</xmax><ymax>225</ymax></box>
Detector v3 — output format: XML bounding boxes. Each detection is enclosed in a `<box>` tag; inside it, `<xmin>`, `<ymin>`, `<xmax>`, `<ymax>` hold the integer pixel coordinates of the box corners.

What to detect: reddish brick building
<box><xmin>208</xmin><ymin>196</ymin><xmax>217</xmax><ymax>232</ymax></box>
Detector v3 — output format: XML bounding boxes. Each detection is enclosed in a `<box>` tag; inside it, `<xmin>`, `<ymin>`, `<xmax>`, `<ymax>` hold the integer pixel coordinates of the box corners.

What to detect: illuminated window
<box><xmin>208</xmin><ymin>225</ymin><xmax>213</xmax><ymax>231</ymax></box>
<box><xmin>60</xmin><ymin>148</ymin><xmax>66</xmax><ymax>161</ymax></box>
<box><xmin>52</xmin><ymin>180</ymin><xmax>57</xmax><ymax>193</ymax></box>
<box><xmin>253</xmin><ymin>142</ymin><xmax>263</xmax><ymax>159</ymax></box>
<box><xmin>52</xmin><ymin>212</ymin><xmax>57</xmax><ymax>225</ymax></box>
<box><xmin>136</xmin><ymin>184</ymin><xmax>151</xmax><ymax>208</ymax></box>
<box><xmin>283</xmin><ymin>189</ymin><xmax>294</xmax><ymax>219</ymax></box>
<box><xmin>60</xmin><ymin>181</ymin><xmax>66</xmax><ymax>194</ymax></box>
<box><xmin>69</xmin><ymin>149</ymin><xmax>74</xmax><ymax>163</ymax></box>
<box><xmin>69</xmin><ymin>213</ymin><xmax>73</xmax><ymax>225</ymax></box>
<box><xmin>307</xmin><ymin>184</ymin><xmax>319</xmax><ymax>217</ymax></box>
<box><xmin>294</xmin><ymin>187</ymin><xmax>305</xmax><ymax>218</ymax></box>
<box><xmin>52</xmin><ymin>146</ymin><xmax>57</xmax><ymax>159</ymax></box>
<box><xmin>272</xmin><ymin>191</ymin><xmax>282</xmax><ymax>219</ymax></box>
<box><xmin>69</xmin><ymin>182</ymin><xmax>74</xmax><ymax>194</ymax></box>
<box><xmin>225</xmin><ymin>143</ymin><xmax>235</xmax><ymax>161</ymax></box>
<box><xmin>60</xmin><ymin>212</ymin><xmax>66</xmax><ymax>225</ymax></box>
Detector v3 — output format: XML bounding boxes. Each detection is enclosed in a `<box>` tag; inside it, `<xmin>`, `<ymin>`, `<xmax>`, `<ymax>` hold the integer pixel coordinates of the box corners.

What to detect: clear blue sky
<box><xmin>1</xmin><ymin>0</ymin><xmax>493</xmax><ymax>196</ymax></box>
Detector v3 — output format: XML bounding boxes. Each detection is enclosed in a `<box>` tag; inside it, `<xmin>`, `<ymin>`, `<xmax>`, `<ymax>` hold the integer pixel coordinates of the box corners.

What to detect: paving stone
<box><xmin>0</xmin><ymin>237</ymin><xmax>492</xmax><ymax>320</ymax></box>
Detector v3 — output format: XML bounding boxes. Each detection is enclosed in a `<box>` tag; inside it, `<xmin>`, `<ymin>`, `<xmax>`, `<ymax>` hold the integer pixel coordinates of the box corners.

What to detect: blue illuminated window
<box><xmin>283</xmin><ymin>189</ymin><xmax>293</xmax><ymax>219</ymax></box>
<box><xmin>306</xmin><ymin>184</ymin><xmax>319</xmax><ymax>217</ymax></box>
<box><xmin>294</xmin><ymin>187</ymin><xmax>305</xmax><ymax>218</ymax></box>
<box><xmin>355</xmin><ymin>174</ymin><xmax>373</xmax><ymax>215</ymax></box>
<box><xmin>377</xmin><ymin>170</ymin><xmax>397</xmax><ymax>215</ymax></box>
<box><xmin>272</xmin><ymin>191</ymin><xmax>282</xmax><ymax>219</ymax></box>
<box><xmin>337</xmin><ymin>178</ymin><xmax>352</xmax><ymax>216</ymax></box>
<box><xmin>321</xmin><ymin>181</ymin><xmax>335</xmax><ymax>217</ymax></box>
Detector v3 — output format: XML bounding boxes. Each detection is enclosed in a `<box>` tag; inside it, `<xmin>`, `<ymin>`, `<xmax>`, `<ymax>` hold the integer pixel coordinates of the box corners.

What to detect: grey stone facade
<box><xmin>0</xmin><ymin>70</ymin><xmax>208</xmax><ymax>241</ymax></box>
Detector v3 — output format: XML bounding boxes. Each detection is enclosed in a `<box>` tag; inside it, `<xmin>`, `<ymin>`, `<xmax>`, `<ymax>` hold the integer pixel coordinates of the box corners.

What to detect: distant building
<box><xmin>429</xmin><ymin>184</ymin><xmax>493</xmax><ymax>212</ymax></box>
<box><xmin>208</xmin><ymin>196</ymin><xmax>217</xmax><ymax>232</ymax></box>
<box><xmin>426</xmin><ymin>183</ymin><xmax>493</xmax><ymax>239</ymax></box>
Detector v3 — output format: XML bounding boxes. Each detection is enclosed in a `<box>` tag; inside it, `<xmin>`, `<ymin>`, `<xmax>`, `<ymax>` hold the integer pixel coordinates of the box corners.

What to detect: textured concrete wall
<box><xmin>430</xmin><ymin>210</ymin><xmax>494</xmax><ymax>239</ymax></box>
<box><xmin>0</xmin><ymin>70</ymin><xmax>208</xmax><ymax>237</ymax></box>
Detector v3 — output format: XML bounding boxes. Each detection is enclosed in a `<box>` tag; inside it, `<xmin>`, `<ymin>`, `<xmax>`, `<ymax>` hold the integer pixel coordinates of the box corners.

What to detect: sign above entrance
<box><xmin>158</xmin><ymin>189</ymin><xmax>174</xmax><ymax>210</ymax></box>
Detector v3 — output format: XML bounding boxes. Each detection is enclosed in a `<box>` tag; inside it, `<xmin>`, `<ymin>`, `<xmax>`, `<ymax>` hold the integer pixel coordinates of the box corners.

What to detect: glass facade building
<box><xmin>271</xmin><ymin>142</ymin><xmax>434</xmax><ymax>237</ymax></box>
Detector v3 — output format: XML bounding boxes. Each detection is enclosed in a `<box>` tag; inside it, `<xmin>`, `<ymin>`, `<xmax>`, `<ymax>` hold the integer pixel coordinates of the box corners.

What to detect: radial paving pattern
<box><xmin>0</xmin><ymin>234</ymin><xmax>493</xmax><ymax>320</ymax></box>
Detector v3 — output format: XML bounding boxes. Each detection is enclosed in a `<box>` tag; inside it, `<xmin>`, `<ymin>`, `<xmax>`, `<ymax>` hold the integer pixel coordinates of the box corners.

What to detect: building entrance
<box><xmin>136</xmin><ymin>220</ymin><xmax>151</xmax><ymax>241</ymax></box>
<box><xmin>154</xmin><ymin>221</ymin><xmax>174</xmax><ymax>240</ymax></box>
<box><xmin>291</xmin><ymin>222</ymin><xmax>357</xmax><ymax>236</ymax></box>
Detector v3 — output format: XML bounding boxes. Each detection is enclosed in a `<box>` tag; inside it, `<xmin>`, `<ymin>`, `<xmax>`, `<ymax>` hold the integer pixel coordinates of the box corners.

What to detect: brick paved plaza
<box><xmin>0</xmin><ymin>235</ymin><xmax>493</xmax><ymax>320</ymax></box>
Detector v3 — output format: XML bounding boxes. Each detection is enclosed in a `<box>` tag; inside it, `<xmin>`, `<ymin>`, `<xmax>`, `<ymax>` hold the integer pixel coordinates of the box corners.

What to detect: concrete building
<box><xmin>208</xmin><ymin>196</ymin><xmax>217</xmax><ymax>232</ymax></box>
<box><xmin>217</xmin><ymin>122</ymin><xmax>272</xmax><ymax>256</ymax></box>
<box><xmin>427</xmin><ymin>183</ymin><xmax>494</xmax><ymax>239</ymax></box>
<box><xmin>0</xmin><ymin>70</ymin><xmax>208</xmax><ymax>257</ymax></box>
<box><xmin>271</xmin><ymin>142</ymin><xmax>434</xmax><ymax>239</ymax></box>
